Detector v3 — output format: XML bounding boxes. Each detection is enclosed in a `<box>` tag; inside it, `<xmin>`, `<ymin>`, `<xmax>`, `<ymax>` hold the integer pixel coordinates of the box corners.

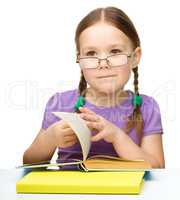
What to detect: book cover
<box><xmin>16</xmin><ymin>170</ymin><xmax>145</xmax><ymax>194</ymax></box>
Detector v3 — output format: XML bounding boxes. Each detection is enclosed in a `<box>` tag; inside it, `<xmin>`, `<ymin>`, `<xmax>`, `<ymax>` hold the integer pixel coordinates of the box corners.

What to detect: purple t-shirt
<box><xmin>41</xmin><ymin>88</ymin><xmax>163</xmax><ymax>162</ymax></box>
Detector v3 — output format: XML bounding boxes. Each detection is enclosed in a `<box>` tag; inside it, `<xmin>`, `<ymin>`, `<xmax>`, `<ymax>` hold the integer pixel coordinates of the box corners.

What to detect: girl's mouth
<box><xmin>97</xmin><ymin>75</ymin><xmax>117</xmax><ymax>79</ymax></box>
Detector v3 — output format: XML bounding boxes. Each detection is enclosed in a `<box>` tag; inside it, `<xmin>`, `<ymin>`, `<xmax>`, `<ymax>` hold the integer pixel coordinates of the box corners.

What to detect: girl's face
<box><xmin>78</xmin><ymin>22</ymin><xmax>141</xmax><ymax>95</ymax></box>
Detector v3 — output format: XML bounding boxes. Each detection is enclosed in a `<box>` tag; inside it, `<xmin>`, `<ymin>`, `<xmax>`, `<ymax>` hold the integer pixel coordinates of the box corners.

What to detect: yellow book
<box><xmin>16</xmin><ymin>170</ymin><xmax>145</xmax><ymax>194</ymax></box>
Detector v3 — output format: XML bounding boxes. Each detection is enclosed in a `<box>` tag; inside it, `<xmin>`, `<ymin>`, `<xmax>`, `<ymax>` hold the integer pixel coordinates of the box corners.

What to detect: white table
<box><xmin>0</xmin><ymin>168</ymin><xmax>179</xmax><ymax>200</ymax></box>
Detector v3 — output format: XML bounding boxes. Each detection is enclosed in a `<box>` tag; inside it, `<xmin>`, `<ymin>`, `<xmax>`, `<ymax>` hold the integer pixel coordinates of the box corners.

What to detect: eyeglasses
<box><xmin>76</xmin><ymin>52</ymin><xmax>134</xmax><ymax>69</ymax></box>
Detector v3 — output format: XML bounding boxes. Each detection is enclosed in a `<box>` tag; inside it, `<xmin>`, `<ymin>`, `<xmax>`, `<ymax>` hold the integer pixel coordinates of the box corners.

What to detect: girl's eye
<box><xmin>85</xmin><ymin>51</ymin><xmax>96</xmax><ymax>56</ymax></box>
<box><xmin>110</xmin><ymin>49</ymin><xmax>122</xmax><ymax>54</ymax></box>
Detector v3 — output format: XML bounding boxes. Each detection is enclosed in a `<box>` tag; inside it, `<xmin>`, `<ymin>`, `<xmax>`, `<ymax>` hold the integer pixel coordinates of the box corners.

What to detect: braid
<box><xmin>133</xmin><ymin>67</ymin><xmax>139</xmax><ymax>95</ymax></box>
<box><xmin>78</xmin><ymin>70</ymin><xmax>87</xmax><ymax>96</ymax></box>
<box><xmin>125</xmin><ymin>66</ymin><xmax>144</xmax><ymax>141</ymax></box>
<box><xmin>75</xmin><ymin>70</ymin><xmax>87</xmax><ymax>113</ymax></box>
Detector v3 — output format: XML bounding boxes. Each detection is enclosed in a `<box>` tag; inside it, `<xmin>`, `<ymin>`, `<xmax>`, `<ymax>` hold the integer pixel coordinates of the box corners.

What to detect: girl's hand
<box><xmin>48</xmin><ymin>120</ymin><xmax>78</xmax><ymax>148</ymax></box>
<box><xmin>79</xmin><ymin>107</ymin><xmax>123</xmax><ymax>144</ymax></box>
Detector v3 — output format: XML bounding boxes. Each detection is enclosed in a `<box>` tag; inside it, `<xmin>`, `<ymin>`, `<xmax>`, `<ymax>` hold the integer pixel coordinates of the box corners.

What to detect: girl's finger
<box><xmin>64</xmin><ymin>134</ymin><xmax>77</xmax><ymax>140</ymax></box>
<box><xmin>79</xmin><ymin>113</ymin><xmax>100</xmax><ymax>122</ymax></box>
<box><xmin>79</xmin><ymin>107</ymin><xmax>96</xmax><ymax>115</ymax></box>
<box><xmin>64</xmin><ymin>136</ymin><xmax>77</xmax><ymax>143</ymax></box>
<box><xmin>91</xmin><ymin>131</ymin><xmax>104</xmax><ymax>142</ymax></box>
<box><xmin>58</xmin><ymin>120</ymin><xmax>70</xmax><ymax>129</ymax></box>
<box><xmin>62</xmin><ymin>127</ymin><xmax>75</xmax><ymax>135</ymax></box>
<box><xmin>86</xmin><ymin>121</ymin><xmax>103</xmax><ymax>131</ymax></box>
<box><xmin>64</xmin><ymin>140</ymin><xmax>77</xmax><ymax>147</ymax></box>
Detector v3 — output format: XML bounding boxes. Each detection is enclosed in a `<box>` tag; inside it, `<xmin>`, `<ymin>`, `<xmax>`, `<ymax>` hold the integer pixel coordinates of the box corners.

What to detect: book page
<box><xmin>52</xmin><ymin>112</ymin><xmax>91</xmax><ymax>161</ymax></box>
<box><xmin>87</xmin><ymin>155</ymin><xmax>145</xmax><ymax>162</ymax></box>
<box><xmin>17</xmin><ymin>158</ymin><xmax>82</xmax><ymax>169</ymax></box>
<box><xmin>83</xmin><ymin>155</ymin><xmax>151</xmax><ymax>171</ymax></box>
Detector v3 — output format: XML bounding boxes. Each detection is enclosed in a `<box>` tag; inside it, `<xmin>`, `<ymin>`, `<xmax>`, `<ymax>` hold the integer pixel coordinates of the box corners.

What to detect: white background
<box><xmin>0</xmin><ymin>0</ymin><xmax>179</xmax><ymax>169</ymax></box>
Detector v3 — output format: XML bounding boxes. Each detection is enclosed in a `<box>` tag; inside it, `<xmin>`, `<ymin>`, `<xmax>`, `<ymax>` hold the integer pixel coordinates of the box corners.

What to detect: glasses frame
<box><xmin>76</xmin><ymin>52</ymin><xmax>134</xmax><ymax>69</ymax></box>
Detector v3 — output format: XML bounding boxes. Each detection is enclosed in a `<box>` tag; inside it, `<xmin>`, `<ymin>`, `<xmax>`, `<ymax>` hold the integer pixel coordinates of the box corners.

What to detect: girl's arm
<box><xmin>79</xmin><ymin>107</ymin><xmax>165</xmax><ymax>168</ymax></box>
<box><xmin>23</xmin><ymin>120</ymin><xmax>79</xmax><ymax>164</ymax></box>
<box><xmin>23</xmin><ymin>127</ymin><xmax>57</xmax><ymax>164</ymax></box>
<box><xmin>113</xmin><ymin>130</ymin><xmax>165</xmax><ymax>168</ymax></box>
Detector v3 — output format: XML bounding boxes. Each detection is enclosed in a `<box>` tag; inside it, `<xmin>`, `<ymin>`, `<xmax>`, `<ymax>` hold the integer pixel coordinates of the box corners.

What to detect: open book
<box><xmin>18</xmin><ymin>112</ymin><xmax>151</xmax><ymax>171</ymax></box>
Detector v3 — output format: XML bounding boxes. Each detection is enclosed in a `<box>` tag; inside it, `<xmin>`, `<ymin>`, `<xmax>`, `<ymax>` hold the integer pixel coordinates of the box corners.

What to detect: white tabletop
<box><xmin>0</xmin><ymin>168</ymin><xmax>179</xmax><ymax>200</ymax></box>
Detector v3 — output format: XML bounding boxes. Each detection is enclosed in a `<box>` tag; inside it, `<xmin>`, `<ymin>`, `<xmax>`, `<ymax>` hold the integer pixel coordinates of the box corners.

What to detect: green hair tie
<box><xmin>74</xmin><ymin>96</ymin><xmax>85</xmax><ymax>110</ymax></box>
<box><xmin>133</xmin><ymin>95</ymin><xmax>142</xmax><ymax>107</ymax></box>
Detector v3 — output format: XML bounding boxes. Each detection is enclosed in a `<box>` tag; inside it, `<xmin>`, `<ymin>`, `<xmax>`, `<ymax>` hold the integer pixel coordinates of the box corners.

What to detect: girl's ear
<box><xmin>131</xmin><ymin>46</ymin><xmax>142</xmax><ymax>69</ymax></box>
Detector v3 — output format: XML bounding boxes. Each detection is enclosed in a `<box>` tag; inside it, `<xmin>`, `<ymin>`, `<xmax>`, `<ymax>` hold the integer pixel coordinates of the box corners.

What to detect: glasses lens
<box><xmin>79</xmin><ymin>57</ymin><xmax>98</xmax><ymax>69</ymax></box>
<box><xmin>108</xmin><ymin>54</ymin><xmax>128</xmax><ymax>67</ymax></box>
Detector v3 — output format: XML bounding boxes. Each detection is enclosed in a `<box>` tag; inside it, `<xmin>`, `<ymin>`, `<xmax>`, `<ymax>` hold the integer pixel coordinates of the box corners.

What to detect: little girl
<box><xmin>23</xmin><ymin>7</ymin><xmax>165</xmax><ymax>168</ymax></box>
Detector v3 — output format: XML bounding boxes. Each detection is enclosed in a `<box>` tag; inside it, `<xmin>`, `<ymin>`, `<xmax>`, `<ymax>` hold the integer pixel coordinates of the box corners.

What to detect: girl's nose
<box><xmin>98</xmin><ymin>58</ymin><xmax>110</xmax><ymax>69</ymax></box>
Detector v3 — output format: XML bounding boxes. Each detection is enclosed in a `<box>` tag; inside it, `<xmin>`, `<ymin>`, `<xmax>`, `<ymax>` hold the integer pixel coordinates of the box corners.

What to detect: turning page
<box><xmin>52</xmin><ymin>112</ymin><xmax>91</xmax><ymax>161</ymax></box>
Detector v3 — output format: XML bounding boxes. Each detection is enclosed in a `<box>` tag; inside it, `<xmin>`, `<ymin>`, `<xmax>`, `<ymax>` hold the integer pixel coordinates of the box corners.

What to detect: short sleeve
<box><xmin>41</xmin><ymin>92</ymin><xmax>62</xmax><ymax>130</ymax></box>
<box><xmin>142</xmin><ymin>96</ymin><xmax>163</xmax><ymax>136</ymax></box>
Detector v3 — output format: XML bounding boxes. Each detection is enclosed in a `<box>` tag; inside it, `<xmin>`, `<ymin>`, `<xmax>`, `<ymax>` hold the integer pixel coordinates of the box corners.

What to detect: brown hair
<box><xmin>74</xmin><ymin>7</ymin><xmax>144</xmax><ymax>141</ymax></box>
